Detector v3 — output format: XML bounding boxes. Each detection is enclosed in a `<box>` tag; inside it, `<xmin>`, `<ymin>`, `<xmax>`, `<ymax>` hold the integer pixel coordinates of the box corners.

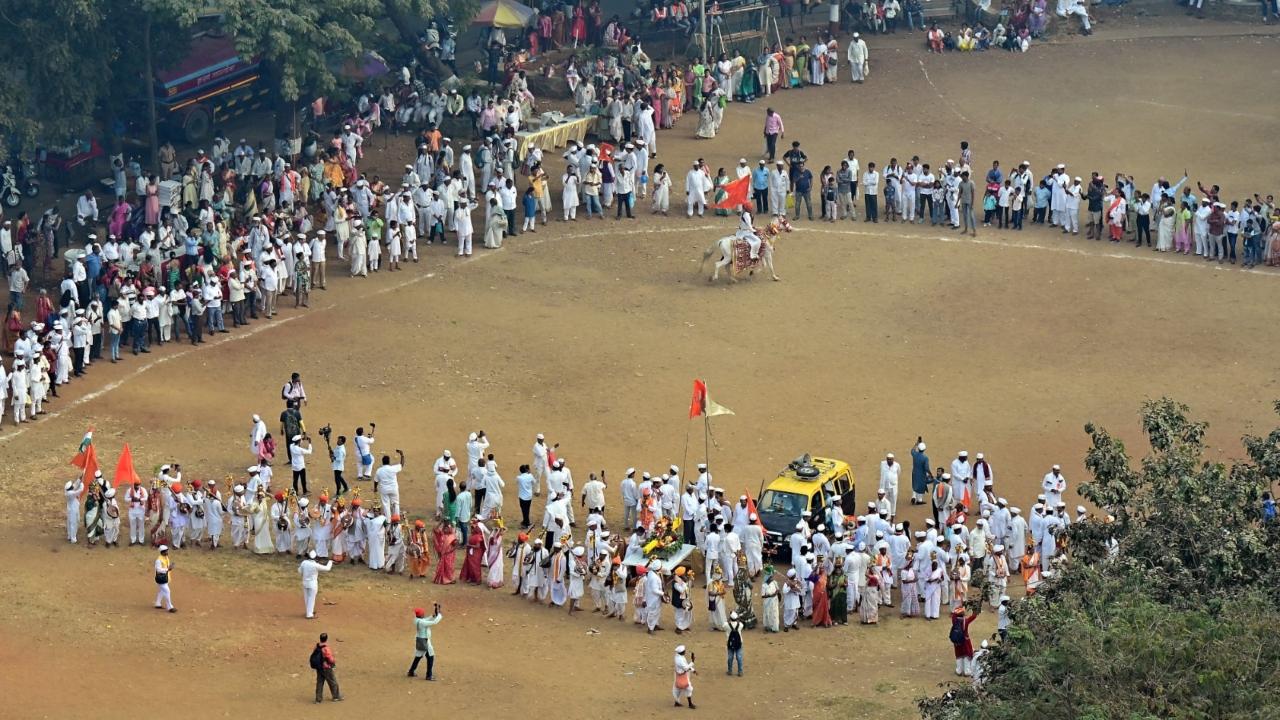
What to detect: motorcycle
<box><xmin>1</xmin><ymin>161</ymin><xmax>39</xmax><ymax>207</ymax></box>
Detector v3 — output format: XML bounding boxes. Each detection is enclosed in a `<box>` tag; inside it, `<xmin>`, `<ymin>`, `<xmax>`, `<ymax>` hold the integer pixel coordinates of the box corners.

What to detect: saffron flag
<box><xmin>744</xmin><ymin>491</ymin><xmax>764</xmax><ymax>527</ymax></box>
<box><xmin>71</xmin><ymin>442</ymin><xmax>99</xmax><ymax>497</ymax></box>
<box><xmin>114</xmin><ymin>443</ymin><xmax>142</xmax><ymax>488</ymax></box>
<box><xmin>689</xmin><ymin>379</ymin><xmax>734</xmax><ymax>419</ymax></box>
<box><xmin>712</xmin><ymin>174</ymin><xmax>751</xmax><ymax>210</ymax></box>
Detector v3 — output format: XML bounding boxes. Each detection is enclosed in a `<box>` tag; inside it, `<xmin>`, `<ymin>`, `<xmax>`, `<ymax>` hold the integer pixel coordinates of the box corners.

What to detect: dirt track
<box><xmin>3</xmin><ymin>14</ymin><xmax>1279</xmax><ymax>720</ymax></box>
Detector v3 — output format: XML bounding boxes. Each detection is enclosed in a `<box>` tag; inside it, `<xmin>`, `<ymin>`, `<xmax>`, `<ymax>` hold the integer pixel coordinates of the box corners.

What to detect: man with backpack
<box><xmin>725</xmin><ymin>610</ymin><xmax>745</xmax><ymax>677</ymax></box>
<box><xmin>309</xmin><ymin>633</ymin><xmax>343</xmax><ymax>703</ymax></box>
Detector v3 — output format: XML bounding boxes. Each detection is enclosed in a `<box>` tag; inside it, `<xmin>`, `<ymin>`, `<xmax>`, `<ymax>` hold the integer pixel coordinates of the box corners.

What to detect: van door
<box><xmin>838</xmin><ymin>471</ymin><xmax>857</xmax><ymax>515</ymax></box>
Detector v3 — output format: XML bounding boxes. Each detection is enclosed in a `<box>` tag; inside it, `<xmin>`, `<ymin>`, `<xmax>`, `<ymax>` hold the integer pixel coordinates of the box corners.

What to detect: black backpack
<box><xmin>309</xmin><ymin>644</ymin><xmax>325</xmax><ymax>670</ymax></box>
<box><xmin>949</xmin><ymin>617</ymin><xmax>966</xmax><ymax>644</ymax></box>
<box><xmin>727</xmin><ymin>625</ymin><xmax>743</xmax><ymax>652</ymax></box>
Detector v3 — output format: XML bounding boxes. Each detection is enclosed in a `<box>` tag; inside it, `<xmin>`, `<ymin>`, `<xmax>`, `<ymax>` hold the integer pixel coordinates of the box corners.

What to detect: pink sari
<box><xmin>432</xmin><ymin>525</ymin><xmax>458</xmax><ymax>584</ymax></box>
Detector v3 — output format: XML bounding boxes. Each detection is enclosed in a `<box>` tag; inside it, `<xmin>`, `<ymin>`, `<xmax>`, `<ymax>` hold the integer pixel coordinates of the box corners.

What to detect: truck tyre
<box><xmin>183</xmin><ymin>107</ymin><xmax>212</xmax><ymax>144</ymax></box>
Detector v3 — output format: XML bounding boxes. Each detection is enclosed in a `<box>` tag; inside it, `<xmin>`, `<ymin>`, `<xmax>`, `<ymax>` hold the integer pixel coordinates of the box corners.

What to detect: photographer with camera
<box><xmin>408</xmin><ymin>603</ymin><xmax>443</xmax><ymax>681</ymax></box>
<box><xmin>290</xmin><ymin>433</ymin><xmax>314</xmax><ymax>496</ymax></box>
<box><xmin>325</xmin><ymin>427</ymin><xmax>349</xmax><ymax>497</ymax></box>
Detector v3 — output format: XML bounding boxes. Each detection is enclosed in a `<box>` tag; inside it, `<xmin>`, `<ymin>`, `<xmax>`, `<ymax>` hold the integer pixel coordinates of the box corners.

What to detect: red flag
<box><xmin>713</xmin><ymin>174</ymin><xmax>751</xmax><ymax>210</ymax></box>
<box><xmin>744</xmin><ymin>491</ymin><xmax>764</xmax><ymax>528</ymax></box>
<box><xmin>114</xmin><ymin>443</ymin><xmax>142</xmax><ymax>488</ymax></box>
<box><xmin>689</xmin><ymin>379</ymin><xmax>735</xmax><ymax>419</ymax></box>
<box><xmin>599</xmin><ymin>142</ymin><xmax>615</xmax><ymax>164</ymax></box>
<box><xmin>689</xmin><ymin>379</ymin><xmax>708</xmax><ymax>419</ymax></box>
<box><xmin>71</xmin><ymin>443</ymin><xmax>99</xmax><ymax>497</ymax></box>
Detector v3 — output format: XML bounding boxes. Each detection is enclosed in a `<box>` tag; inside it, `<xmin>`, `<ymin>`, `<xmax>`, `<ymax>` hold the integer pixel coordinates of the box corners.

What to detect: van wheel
<box><xmin>183</xmin><ymin>107</ymin><xmax>212</xmax><ymax>144</ymax></box>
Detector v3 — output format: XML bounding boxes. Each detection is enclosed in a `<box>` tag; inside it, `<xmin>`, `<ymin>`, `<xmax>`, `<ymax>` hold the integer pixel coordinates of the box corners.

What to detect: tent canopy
<box><xmin>471</xmin><ymin>0</ymin><xmax>537</xmax><ymax>28</ymax></box>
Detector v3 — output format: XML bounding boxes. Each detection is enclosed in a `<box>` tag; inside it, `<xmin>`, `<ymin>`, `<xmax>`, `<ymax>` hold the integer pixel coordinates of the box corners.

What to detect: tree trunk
<box><xmin>262</xmin><ymin>59</ymin><xmax>295</xmax><ymax>141</ymax></box>
<box><xmin>145</xmin><ymin>13</ymin><xmax>160</xmax><ymax>174</ymax></box>
<box><xmin>382</xmin><ymin>0</ymin><xmax>456</xmax><ymax>85</ymax></box>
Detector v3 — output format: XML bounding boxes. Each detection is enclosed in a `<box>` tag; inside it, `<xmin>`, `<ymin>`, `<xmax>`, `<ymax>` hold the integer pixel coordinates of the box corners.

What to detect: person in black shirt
<box><xmin>792</xmin><ymin>163</ymin><xmax>814</xmax><ymax>221</ymax></box>
<box><xmin>783</xmin><ymin>142</ymin><xmax>807</xmax><ymax>190</ymax></box>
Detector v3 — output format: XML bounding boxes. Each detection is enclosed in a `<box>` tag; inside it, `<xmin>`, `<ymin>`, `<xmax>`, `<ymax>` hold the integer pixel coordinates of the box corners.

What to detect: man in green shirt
<box><xmin>408</xmin><ymin>604</ymin><xmax>443</xmax><ymax>680</ymax></box>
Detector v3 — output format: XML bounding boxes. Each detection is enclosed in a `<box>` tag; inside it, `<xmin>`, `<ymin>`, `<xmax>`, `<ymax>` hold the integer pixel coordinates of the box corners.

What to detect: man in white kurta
<box><xmin>672</xmin><ymin>645</ymin><xmax>696</xmax><ymax>708</ymax></box>
<box><xmin>950</xmin><ymin>451</ymin><xmax>972</xmax><ymax>508</ymax></box>
<box><xmin>846</xmin><ymin>33</ymin><xmax>868</xmax><ymax>82</ymax></box>
<box><xmin>685</xmin><ymin>163</ymin><xmax>707</xmax><ymax>218</ymax></box>
<box><xmin>643</xmin><ymin>562</ymin><xmax>666</xmax><ymax>632</ymax></box>
<box><xmin>65</xmin><ymin>479</ymin><xmax>84</xmax><ymax>543</ymax></box>
<box><xmin>298</xmin><ymin>551</ymin><xmax>334</xmax><ymax>618</ymax></box>
<box><xmin>743</xmin><ymin>516</ymin><xmax>764</xmax><ymax>577</ymax></box>
<box><xmin>1042</xmin><ymin>465</ymin><xmax>1066</xmax><ymax>509</ymax></box>
<box><xmin>879</xmin><ymin>453</ymin><xmax>901</xmax><ymax>520</ymax></box>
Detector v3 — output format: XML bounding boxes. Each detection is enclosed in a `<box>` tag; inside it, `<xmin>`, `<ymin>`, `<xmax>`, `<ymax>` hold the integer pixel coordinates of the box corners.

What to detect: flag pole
<box><xmin>704</xmin><ymin>414</ymin><xmax>711</xmax><ymax>465</ymax></box>
<box><xmin>682</xmin><ymin>415</ymin><xmax>692</xmax><ymax>483</ymax></box>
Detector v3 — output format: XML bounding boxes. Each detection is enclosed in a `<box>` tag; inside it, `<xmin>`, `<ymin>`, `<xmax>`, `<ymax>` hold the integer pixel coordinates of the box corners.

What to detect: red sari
<box><xmin>811</xmin><ymin>570</ymin><xmax>833</xmax><ymax>627</ymax></box>
<box><xmin>460</xmin><ymin>526</ymin><xmax>485</xmax><ymax>584</ymax></box>
<box><xmin>432</xmin><ymin>525</ymin><xmax>458</xmax><ymax>584</ymax></box>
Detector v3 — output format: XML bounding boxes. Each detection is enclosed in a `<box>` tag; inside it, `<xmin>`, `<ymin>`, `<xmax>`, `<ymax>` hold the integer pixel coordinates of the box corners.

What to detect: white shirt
<box><xmin>582</xmin><ymin>479</ymin><xmax>606</xmax><ymax>509</ymax></box>
<box><xmin>879</xmin><ymin>460</ymin><xmax>901</xmax><ymax>491</ymax></box>
<box><xmin>862</xmin><ymin>171</ymin><xmax>880</xmax><ymax>196</ymax></box>
<box><xmin>289</xmin><ymin>443</ymin><xmax>312</xmax><ymax>471</ymax></box>
<box><xmin>376</xmin><ymin>463</ymin><xmax>403</xmax><ymax>492</ymax></box>
<box><xmin>298</xmin><ymin>559</ymin><xmax>333</xmax><ymax>588</ymax></box>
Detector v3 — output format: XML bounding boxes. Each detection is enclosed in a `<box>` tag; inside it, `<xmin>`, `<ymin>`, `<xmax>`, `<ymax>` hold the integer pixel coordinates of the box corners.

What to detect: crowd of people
<box><xmin>64</xmin><ymin>366</ymin><xmax>1093</xmax><ymax>688</ymax></box>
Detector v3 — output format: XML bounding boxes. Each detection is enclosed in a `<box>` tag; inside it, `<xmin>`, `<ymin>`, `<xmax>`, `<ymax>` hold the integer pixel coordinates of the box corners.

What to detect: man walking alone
<box><xmin>310</xmin><ymin>633</ymin><xmax>343</xmax><ymax>703</ymax></box>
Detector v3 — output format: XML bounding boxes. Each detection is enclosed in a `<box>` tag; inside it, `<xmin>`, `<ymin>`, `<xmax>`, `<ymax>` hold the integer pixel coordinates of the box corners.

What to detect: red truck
<box><xmin>154</xmin><ymin>34</ymin><xmax>269</xmax><ymax>143</ymax></box>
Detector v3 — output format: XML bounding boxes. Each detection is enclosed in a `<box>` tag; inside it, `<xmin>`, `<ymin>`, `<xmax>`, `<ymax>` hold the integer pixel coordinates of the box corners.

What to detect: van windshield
<box><xmin>759</xmin><ymin>489</ymin><xmax>806</xmax><ymax>518</ymax></box>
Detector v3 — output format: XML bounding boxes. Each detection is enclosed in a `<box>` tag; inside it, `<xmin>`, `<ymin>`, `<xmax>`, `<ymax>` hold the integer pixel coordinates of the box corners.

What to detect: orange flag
<box><xmin>713</xmin><ymin>174</ymin><xmax>751</xmax><ymax>210</ymax></box>
<box><xmin>113</xmin><ymin>443</ymin><xmax>142</xmax><ymax>488</ymax></box>
<box><xmin>744</xmin><ymin>491</ymin><xmax>764</xmax><ymax>527</ymax></box>
<box><xmin>71</xmin><ymin>443</ymin><xmax>99</xmax><ymax>497</ymax></box>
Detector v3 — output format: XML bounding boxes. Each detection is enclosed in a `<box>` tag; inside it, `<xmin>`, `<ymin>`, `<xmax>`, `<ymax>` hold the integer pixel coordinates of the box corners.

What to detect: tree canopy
<box><xmin>920</xmin><ymin>398</ymin><xmax>1280</xmax><ymax>720</ymax></box>
<box><xmin>0</xmin><ymin>0</ymin><xmax>468</xmax><ymax>159</ymax></box>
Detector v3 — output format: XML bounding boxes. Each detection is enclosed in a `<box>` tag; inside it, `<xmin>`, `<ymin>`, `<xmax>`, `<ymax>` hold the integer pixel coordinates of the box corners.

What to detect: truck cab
<box><xmin>756</xmin><ymin>454</ymin><xmax>857</xmax><ymax>558</ymax></box>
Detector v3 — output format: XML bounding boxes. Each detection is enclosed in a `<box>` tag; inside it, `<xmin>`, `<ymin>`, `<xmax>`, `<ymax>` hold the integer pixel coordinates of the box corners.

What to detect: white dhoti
<box><xmin>303</xmin><ymin>584</ymin><xmax>318</xmax><ymax>618</ymax></box>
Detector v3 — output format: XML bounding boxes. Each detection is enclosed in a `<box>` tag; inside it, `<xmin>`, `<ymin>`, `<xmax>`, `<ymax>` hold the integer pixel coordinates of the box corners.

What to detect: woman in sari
<box><xmin>1174</xmin><ymin>202</ymin><xmax>1193</xmax><ymax>254</ymax></box>
<box><xmin>811</xmin><ymin>565</ymin><xmax>833</xmax><ymax>627</ymax></box>
<box><xmin>951</xmin><ymin>553</ymin><xmax>971</xmax><ymax>610</ymax></box>
<box><xmin>1156</xmin><ymin>204</ymin><xmax>1176</xmax><ymax>252</ymax></box>
<box><xmin>432</xmin><ymin>520</ymin><xmax>458</xmax><ymax>584</ymax></box>
<box><xmin>695</xmin><ymin>100</ymin><xmax>717</xmax><ymax>140</ymax></box>
<box><xmin>249</xmin><ymin>488</ymin><xmax>274</xmax><ymax>555</ymax></box>
<box><xmin>1266</xmin><ymin>221</ymin><xmax>1280</xmax><ymax>267</ymax></box>
<box><xmin>667</xmin><ymin>74</ymin><xmax>684</xmax><ymax>125</ymax></box>
<box><xmin>145</xmin><ymin>176</ymin><xmax>162</xmax><ymax>226</ymax></box>
<box><xmin>1029</xmin><ymin>0</ymin><xmax>1049</xmax><ymax>36</ymax></box>
<box><xmin>461</xmin><ymin>518</ymin><xmax>485</xmax><ymax>584</ymax></box>
<box><xmin>84</xmin><ymin>482</ymin><xmax>106</xmax><ymax>546</ymax></box>
<box><xmin>408</xmin><ymin>519</ymin><xmax>431</xmax><ymax>579</ymax></box>
<box><xmin>899</xmin><ymin>557</ymin><xmax>920</xmax><ymax>617</ymax></box>
<box><xmin>860</xmin><ymin>569</ymin><xmax>880</xmax><ymax>624</ymax></box>
<box><xmin>829</xmin><ymin>566</ymin><xmax>848</xmax><ymax>625</ymax></box>
<box><xmin>485</xmin><ymin>525</ymin><xmax>505</xmax><ymax>588</ymax></box>
<box><xmin>108</xmin><ymin>199</ymin><xmax>130</xmax><ymax>240</ymax></box>
<box><xmin>781</xmin><ymin>42</ymin><xmax>796</xmax><ymax>89</ymax></box>
<box><xmin>2</xmin><ymin>305</ymin><xmax>22</xmax><ymax>357</ymax></box>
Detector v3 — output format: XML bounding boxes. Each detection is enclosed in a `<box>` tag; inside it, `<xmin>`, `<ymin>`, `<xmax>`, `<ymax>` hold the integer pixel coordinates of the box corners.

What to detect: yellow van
<box><xmin>755</xmin><ymin>454</ymin><xmax>857</xmax><ymax>557</ymax></box>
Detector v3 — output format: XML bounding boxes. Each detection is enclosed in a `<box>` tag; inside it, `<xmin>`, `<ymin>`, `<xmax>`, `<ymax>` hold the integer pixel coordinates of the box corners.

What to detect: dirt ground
<box><xmin>3</xmin><ymin>14</ymin><xmax>1279</xmax><ymax>720</ymax></box>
